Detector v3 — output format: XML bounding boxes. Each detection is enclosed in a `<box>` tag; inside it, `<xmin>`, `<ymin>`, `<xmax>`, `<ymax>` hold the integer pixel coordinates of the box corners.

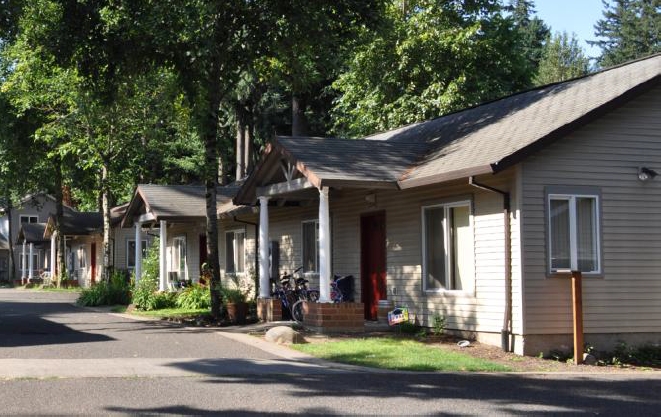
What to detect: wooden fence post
<box><xmin>572</xmin><ymin>270</ymin><xmax>583</xmax><ymax>365</ymax></box>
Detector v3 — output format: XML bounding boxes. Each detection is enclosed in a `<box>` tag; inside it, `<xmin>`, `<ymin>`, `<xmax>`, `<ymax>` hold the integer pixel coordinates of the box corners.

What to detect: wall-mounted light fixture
<box><xmin>365</xmin><ymin>192</ymin><xmax>376</xmax><ymax>206</ymax></box>
<box><xmin>638</xmin><ymin>167</ymin><xmax>658</xmax><ymax>182</ymax></box>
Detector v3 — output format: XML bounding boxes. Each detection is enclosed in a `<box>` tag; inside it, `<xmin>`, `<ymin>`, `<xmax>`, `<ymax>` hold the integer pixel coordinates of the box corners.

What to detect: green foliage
<box><xmin>220</xmin><ymin>286</ymin><xmax>247</xmax><ymax>304</ymax></box>
<box><xmin>176</xmin><ymin>284</ymin><xmax>211</xmax><ymax>310</ymax></box>
<box><xmin>331</xmin><ymin>0</ymin><xmax>534</xmax><ymax>137</ymax></box>
<box><xmin>132</xmin><ymin>238</ymin><xmax>161</xmax><ymax>310</ymax></box>
<box><xmin>76</xmin><ymin>271</ymin><xmax>131</xmax><ymax>306</ymax></box>
<box><xmin>535</xmin><ymin>31</ymin><xmax>590</xmax><ymax>85</ymax></box>
<box><xmin>508</xmin><ymin>0</ymin><xmax>551</xmax><ymax>71</ymax></box>
<box><xmin>432</xmin><ymin>313</ymin><xmax>446</xmax><ymax>336</ymax></box>
<box><xmin>611</xmin><ymin>341</ymin><xmax>661</xmax><ymax>366</ymax></box>
<box><xmin>590</xmin><ymin>0</ymin><xmax>660</xmax><ymax>67</ymax></box>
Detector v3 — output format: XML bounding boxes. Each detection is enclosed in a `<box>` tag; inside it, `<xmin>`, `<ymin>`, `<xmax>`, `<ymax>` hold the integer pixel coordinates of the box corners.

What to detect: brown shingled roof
<box><xmin>235</xmin><ymin>53</ymin><xmax>660</xmax><ymax>203</ymax></box>
<box><xmin>123</xmin><ymin>184</ymin><xmax>242</xmax><ymax>226</ymax></box>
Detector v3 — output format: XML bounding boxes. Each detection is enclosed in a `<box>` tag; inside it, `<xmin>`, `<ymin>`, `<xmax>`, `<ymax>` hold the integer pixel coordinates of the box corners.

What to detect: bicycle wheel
<box><xmin>291</xmin><ymin>300</ymin><xmax>305</xmax><ymax>323</ymax></box>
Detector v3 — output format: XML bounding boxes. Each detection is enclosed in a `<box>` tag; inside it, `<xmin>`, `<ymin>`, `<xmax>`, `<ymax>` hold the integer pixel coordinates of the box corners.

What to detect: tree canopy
<box><xmin>590</xmin><ymin>0</ymin><xmax>660</xmax><ymax>67</ymax></box>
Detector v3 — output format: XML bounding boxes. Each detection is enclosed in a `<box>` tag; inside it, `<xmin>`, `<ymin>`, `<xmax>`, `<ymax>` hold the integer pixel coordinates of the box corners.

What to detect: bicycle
<box><xmin>271</xmin><ymin>267</ymin><xmax>304</xmax><ymax>322</ymax></box>
<box><xmin>290</xmin><ymin>273</ymin><xmax>321</xmax><ymax>323</ymax></box>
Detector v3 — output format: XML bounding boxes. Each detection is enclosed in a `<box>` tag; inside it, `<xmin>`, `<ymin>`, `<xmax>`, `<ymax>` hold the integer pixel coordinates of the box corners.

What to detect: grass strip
<box><xmin>292</xmin><ymin>337</ymin><xmax>512</xmax><ymax>372</ymax></box>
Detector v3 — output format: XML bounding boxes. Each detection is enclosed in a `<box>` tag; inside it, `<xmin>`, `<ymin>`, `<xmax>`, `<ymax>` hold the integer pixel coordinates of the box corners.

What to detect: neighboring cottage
<box><xmin>0</xmin><ymin>193</ymin><xmax>74</xmax><ymax>282</ymax></box>
<box><xmin>234</xmin><ymin>54</ymin><xmax>661</xmax><ymax>355</ymax></box>
<box><xmin>122</xmin><ymin>183</ymin><xmax>256</xmax><ymax>291</ymax></box>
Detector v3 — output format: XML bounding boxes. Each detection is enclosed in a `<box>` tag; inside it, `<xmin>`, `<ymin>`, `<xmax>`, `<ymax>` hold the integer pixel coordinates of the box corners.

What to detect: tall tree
<box><xmin>535</xmin><ymin>31</ymin><xmax>590</xmax><ymax>85</ymax></box>
<box><xmin>509</xmin><ymin>0</ymin><xmax>550</xmax><ymax>76</ymax></box>
<box><xmin>332</xmin><ymin>0</ymin><xmax>533</xmax><ymax>137</ymax></box>
<box><xmin>258</xmin><ymin>1</ymin><xmax>384</xmax><ymax>136</ymax></box>
<box><xmin>590</xmin><ymin>0</ymin><xmax>660</xmax><ymax>67</ymax></box>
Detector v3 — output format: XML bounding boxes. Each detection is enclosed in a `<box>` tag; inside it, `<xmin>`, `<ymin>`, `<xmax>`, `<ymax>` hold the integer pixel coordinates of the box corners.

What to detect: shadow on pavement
<box><xmin>0</xmin><ymin>300</ymin><xmax>114</xmax><ymax>348</ymax></box>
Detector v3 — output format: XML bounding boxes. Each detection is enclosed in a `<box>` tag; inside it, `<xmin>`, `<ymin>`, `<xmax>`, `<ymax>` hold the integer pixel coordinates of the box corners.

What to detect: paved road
<box><xmin>1</xmin><ymin>288</ymin><xmax>661</xmax><ymax>415</ymax></box>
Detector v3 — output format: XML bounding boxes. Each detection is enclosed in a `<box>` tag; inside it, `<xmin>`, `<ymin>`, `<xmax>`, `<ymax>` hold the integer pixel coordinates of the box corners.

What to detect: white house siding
<box><xmin>111</xmin><ymin>226</ymin><xmax>152</xmax><ymax>273</ymax></box>
<box><xmin>218</xmin><ymin>217</ymin><xmax>257</xmax><ymax>295</ymax></box>
<box><xmin>263</xmin><ymin>172</ymin><xmax>521</xmax><ymax>347</ymax></box>
<box><xmin>68</xmin><ymin>235</ymin><xmax>102</xmax><ymax>288</ymax></box>
<box><xmin>520</xmin><ymin>85</ymin><xmax>661</xmax><ymax>354</ymax></box>
<box><xmin>166</xmin><ymin>223</ymin><xmax>205</xmax><ymax>282</ymax></box>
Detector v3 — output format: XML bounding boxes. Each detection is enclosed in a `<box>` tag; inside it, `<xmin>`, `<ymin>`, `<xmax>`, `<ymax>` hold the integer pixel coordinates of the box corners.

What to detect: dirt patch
<box><xmin>301</xmin><ymin>332</ymin><xmax>661</xmax><ymax>373</ymax></box>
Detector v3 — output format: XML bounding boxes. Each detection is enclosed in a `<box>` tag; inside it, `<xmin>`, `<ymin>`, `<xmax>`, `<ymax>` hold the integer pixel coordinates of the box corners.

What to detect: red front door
<box><xmin>361</xmin><ymin>211</ymin><xmax>387</xmax><ymax>320</ymax></box>
<box><xmin>90</xmin><ymin>243</ymin><xmax>96</xmax><ymax>284</ymax></box>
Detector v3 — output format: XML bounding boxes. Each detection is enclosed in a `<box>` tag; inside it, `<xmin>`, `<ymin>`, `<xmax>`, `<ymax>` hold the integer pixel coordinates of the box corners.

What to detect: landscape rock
<box><xmin>264</xmin><ymin>326</ymin><xmax>306</xmax><ymax>345</ymax></box>
<box><xmin>583</xmin><ymin>353</ymin><xmax>597</xmax><ymax>366</ymax></box>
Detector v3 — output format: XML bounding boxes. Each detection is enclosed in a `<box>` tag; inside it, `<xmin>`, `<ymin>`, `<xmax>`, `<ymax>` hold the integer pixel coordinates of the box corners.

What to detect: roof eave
<box><xmin>397</xmin><ymin>165</ymin><xmax>494</xmax><ymax>189</ymax></box>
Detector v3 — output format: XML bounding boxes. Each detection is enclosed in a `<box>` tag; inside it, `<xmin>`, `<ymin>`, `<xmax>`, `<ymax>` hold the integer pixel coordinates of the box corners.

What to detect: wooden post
<box><xmin>571</xmin><ymin>270</ymin><xmax>583</xmax><ymax>365</ymax></box>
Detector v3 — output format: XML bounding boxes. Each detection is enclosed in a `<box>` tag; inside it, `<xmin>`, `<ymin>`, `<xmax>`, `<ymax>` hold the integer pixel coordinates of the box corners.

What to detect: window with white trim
<box><xmin>76</xmin><ymin>246</ymin><xmax>87</xmax><ymax>269</ymax></box>
<box><xmin>127</xmin><ymin>239</ymin><xmax>148</xmax><ymax>269</ymax></box>
<box><xmin>422</xmin><ymin>201</ymin><xmax>474</xmax><ymax>292</ymax></box>
<box><xmin>548</xmin><ymin>193</ymin><xmax>600</xmax><ymax>273</ymax></box>
<box><xmin>20</xmin><ymin>215</ymin><xmax>38</xmax><ymax>224</ymax></box>
<box><xmin>302</xmin><ymin>220</ymin><xmax>319</xmax><ymax>273</ymax></box>
<box><xmin>171</xmin><ymin>236</ymin><xmax>187</xmax><ymax>280</ymax></box>
<box><xmin>225</xmin><ymin>230</ymin><xmax>245</xmax><ymax>274</ymax></box>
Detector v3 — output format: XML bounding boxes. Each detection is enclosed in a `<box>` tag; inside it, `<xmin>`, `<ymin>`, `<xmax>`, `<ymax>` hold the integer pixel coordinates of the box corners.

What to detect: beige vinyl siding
<box><xmin>218</xmin><ymin>217</ymin><xmax>257</xmax><ymax>280</ymax></box>
<box><xmin>111</xmin><ymin>227</ymin><xmax>152</xmax><ymax>271</ymax></box>
<box><xmin>521</xmin><ymin>84</ymin><xmax>661</xmax><ymax>335</ymax></box>
<box><xmin>265</xmin><ymin>172</ymin><xmax>521</xmax><ymax>335</ymax></box>
<box><xmin>167</xmin><ymin>223</ymin><xmax>205</xmax><ymax>282</ymax></box>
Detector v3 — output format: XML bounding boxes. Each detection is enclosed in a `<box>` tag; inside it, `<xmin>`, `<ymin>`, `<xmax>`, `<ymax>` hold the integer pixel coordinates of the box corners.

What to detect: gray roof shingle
<box><xmin>123</xmin><ymin>183</ymin><xmax>243</xmax><ymax>225</ymax></box>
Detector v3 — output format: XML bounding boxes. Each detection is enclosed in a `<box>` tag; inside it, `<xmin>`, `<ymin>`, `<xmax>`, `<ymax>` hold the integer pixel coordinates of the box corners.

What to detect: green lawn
<box><xmin>292</xmin><ymin>337</ymin><xmax>512</xmax><ymax>372</ymax></box>
<box><xmin>117</xmin><ymin>306</ymin><xmax>209</xmax><ymax>318</ymax></box>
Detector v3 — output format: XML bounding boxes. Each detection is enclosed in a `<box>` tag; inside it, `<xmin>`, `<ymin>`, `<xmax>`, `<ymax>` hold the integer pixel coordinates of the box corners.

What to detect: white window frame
<box><xmin>421</xmin><ymin>199</ymin><xmax>475</xmax><ymax>293</ymax></box>
<box><xmin>547</xmin><ymin>192</ymin><xmax>601</xmax><ymax>274</ymax></box>
<box><xmin>225</xmin><ymin>229</ymin><xmax>246</xmax><ymax>274</ymax></box>
<box><xmin>20</xmin><ymin>215</ymin><xmax>38</xmax><ymax>224</ymax></box>
<box><xmin>126</xmin><ymin>239</ymin><xmax>148</xmax><ymax>269</ymax></box>
<box><xmin>302</xmin><ymin>219</ymin><xmax>319</xmax><ymax>274</ymax></box>
<box><xmin>171</xmin><ymin>236</ymin><xmax>187</xmax><ymax>280</ymax></box>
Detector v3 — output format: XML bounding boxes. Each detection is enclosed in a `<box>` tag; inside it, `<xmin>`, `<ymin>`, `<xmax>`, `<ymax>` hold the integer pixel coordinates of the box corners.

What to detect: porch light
<box><xmin>638</xmin><ymin>167</ymin><xmax>658</xmax><ymax>182</ymax></box>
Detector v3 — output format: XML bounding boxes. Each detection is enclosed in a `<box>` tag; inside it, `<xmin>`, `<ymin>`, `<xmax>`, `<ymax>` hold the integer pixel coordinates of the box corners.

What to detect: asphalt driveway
<box><xmin>2</xmin><ymin>288</ymin><xmax>661</xmax><ymax>415</ymax></box>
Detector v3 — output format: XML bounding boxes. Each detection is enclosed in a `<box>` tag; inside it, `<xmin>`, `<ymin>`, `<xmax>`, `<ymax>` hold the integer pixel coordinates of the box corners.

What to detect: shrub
<box><xmin>176</xmin><ymin>284</ymin><xmax>210</xmax><ymax>310</ymax></box>
<box><xmin>77</xmin><ymin>271</ymin><xmax>131</xmax><ymax>306</ymax></box>
<box><xmin>432</xmin><ymin>313</ymin><xmax>445</xmax><ymax>336</ymax></box>
<box><xmin>132</xmin><ymin>238</ymin><xmax>163</xmax><ymax>311</ymax></box>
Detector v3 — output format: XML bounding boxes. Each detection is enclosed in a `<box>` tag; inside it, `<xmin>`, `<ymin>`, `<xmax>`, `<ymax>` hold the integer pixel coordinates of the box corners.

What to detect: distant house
<box><xmin>0</xmin><ymin>193</ymin><xmax>73</xmax><ymax>282</ymax></box>
<box><xmin>122</xmin><ymin>184</ymin><xmax>256</xmax><ymax>291</ymax></box>
<box><xmin>44</xmin><ymin>211</ymin><xmax>103</xmax><ymax>287</ymax></box>
<box><xmin>235</xmin><ymin>54</ymin><xmax>661</xmax><ymax>355</ymax></box>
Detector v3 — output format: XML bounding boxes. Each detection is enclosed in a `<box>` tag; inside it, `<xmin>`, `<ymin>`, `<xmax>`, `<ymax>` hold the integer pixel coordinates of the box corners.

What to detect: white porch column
<box><xmin>134</xmin><ymin>221</ymin><xmax>143</xmax><ymax>283</ymax></box>
<box><xmin>159</xmin><ymin>220</ymin><xmax>167</xmax><ymax>291</ymax></box>
<box><xmin>50</xmin><ymin>231</ymin><xmax>56</xmax><ymax>279</ymax></box>
<box><xmin>318</xmin><ymin>187</ymin><xmax>331</xmax><ymax>302</ymax></box>
<box><xmin>258</xmin><ymin>196</ymin><xmax>270</xmax><ymax>298</ymax></box>
<box><xmin>21</xmin><ymin>240</ymin><xmax>26</xmax><ymax>283</ymax></box>
<box><xmin>28</xmin><ymin>242</ymin><xmax>34</xmax><ymax>281</ymax></box>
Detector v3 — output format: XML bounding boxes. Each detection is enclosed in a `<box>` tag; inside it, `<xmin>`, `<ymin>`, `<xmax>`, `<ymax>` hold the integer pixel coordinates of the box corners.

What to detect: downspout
<box><xmin>469</xmin><ymin>176</ymin><xmax>512</xmax><ymax>352</ymax></box>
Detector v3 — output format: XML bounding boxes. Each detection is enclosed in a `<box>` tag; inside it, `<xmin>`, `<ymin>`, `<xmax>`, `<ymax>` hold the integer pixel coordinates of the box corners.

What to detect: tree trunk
<box><xmin>5</xmin><ymin>196</ymin><xmax>15</xmax><ymax>281</ymax></box>
<box><xmin>202</xmin><ymin>80</ymin><xmax>223</xmax><ymax>318</ymax></box>
<box><xmin>291</xmin><ymin>94</ymin><xmax>309</xmax><ymax>136</ymax></box>
<box><xmin>244</xmin><ymin>107</ymin><xmax>254</xmax><ymax>174</ymax></box>
<box><xmin>101</xmin><ymin>160</ymin><xmax>112</xmax><ymax>282</ymax></box>
<box><xmin>235</xmin><ymin>105</ymin><xmax>246</xmax><ymax>181</ymax></box>
<box><xmin>54</xmin><ymin>159</ymin><xmax>64</xmax><ymax>288</ymax></box>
